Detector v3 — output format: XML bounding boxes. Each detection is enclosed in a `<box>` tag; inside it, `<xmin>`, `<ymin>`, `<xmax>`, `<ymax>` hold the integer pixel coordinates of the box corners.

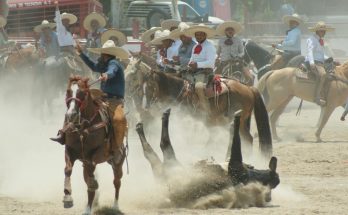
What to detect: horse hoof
<box><xmin>273</xmin><ymin>136</ymin><xmax>282</xmax><ymax>142</ymax></box>
<box><xmin>316</xmin><ymin>139</ymin><xmax>323</xmax><ymax>143</ymax></box>
<box><xmin>63</xmin><ymin>201</ymin><xmax>73</xmax><ymax>208</ymax></box>
<box><xmin>63</xmin><ymin>195</ymin><xmax>74</xmax><ymax>208</ymax></box>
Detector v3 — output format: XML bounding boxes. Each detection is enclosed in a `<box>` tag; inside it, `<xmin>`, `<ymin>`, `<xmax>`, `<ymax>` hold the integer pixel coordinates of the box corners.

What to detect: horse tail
<box><xmin>257</xmin><ymin>70</ymin><xmax>274</xmax><ymax>105</ymax></box>
<box><xmin>251</xmin><ymin>87</ymin><xmax>272</xmax><ymax>157</ymax></box>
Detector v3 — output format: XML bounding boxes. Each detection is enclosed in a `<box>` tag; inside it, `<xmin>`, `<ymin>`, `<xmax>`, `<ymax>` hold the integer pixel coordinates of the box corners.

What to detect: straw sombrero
<box><xmin>184</xmin><ymin>24</ymin><xmax>216</xmax><ymax>39</ymax></box>
<box><xmin>101</xmin><ymin>29</ymin><xmax>127</xmax><ymax>47</ymax></box>
<box><xmin>169</xmin><ymin>22</ymin><xmax>190</xmax><ymax>40</ymax></box>
<box><xmin>87</xmin><ymin>40</ymin><xmax>129</xmax><ymax>59</ymax></box>
<box><xmin>83</xmin><ymin>12</ymin><xmax>107</xmax><ymax>32</ymax></box>
<box><xmin>150</xmin><ymin>30</ymin><xmax>172</xmax><ymax>45</ymax></box>
<box><xmin>0</xmin><ymin>15</ymin><xmax>7</xmax><ymax>28</ymax></box>
<box><xmin>34</xmin><ymin>20</ymin><xmax>56</xmax><ymax>33</ymax></box>
<box><xmin>161</xmin><ymin>19</ymin><xmax>180</xmax><ymax>30</ymax></box>
<box><xmin>282</xmin><ymin>13</ymin><xmax>303</xmax><ymax>25</ymax></box>
<box><xmin>216</xmin><ymin>21</ymin><xmax>243</xmax><ymax>36</ymax></box>
<box><xmin>61</xmin><ymin>12</ymin><xmax>78</xmax><ymax>25</ymax></box>
<box><xmin>141</xmin><ymin>27</ymin><xmax>162</xmax><ymax>43</ymax></box>
<box><xmin>308</xmin><ymin>21</ymin><xmax>335</xmax><ymax>32</ymax></box>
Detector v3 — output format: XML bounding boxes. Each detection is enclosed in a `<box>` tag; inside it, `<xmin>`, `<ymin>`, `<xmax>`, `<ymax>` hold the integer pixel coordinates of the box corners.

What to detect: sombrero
<box><xmin>169</xmin><ymin>22</ymin><xmax>190</xmax><ymax>40</ymax></box>
<box><xmin>0</xmin><ymin>15</ymin><xmax>7</xmax><ymax>28</ymax></box>
<box><xmin>150</xmin><ymin>30</ymin><xmax>172</xmax><ymax>45</ymax></box>
<box><xmin>308</xmin><ymin>21</ymin><xmax>335</xmax><ymax>32</ymax></box>
<box><xmin>61</xmin><ymin>12</ymin><xmax>78</xmax><ymax>25</ymax></box>
<box><xmin>184</xmin><ymin>24</ymin><xmax>216</xmax><ymax>39</ymax></box>
<box><xmin>87</xmin><ymin>40</ymin><xmax>129</xmax><ymax>59</ymax></box>
<box><xmin>216</xmin><ymin>20</ymin><xmax>243</xmax><ymax>36</ymax></box>
<box><xmin>101</xmin><ymin>29</ymin><xmax>127</xmax><ymax>47</ymax></box>
<box><xmin>83</xmin><ymin>12</ymin><xmax>107</xmax><ymax>32</ymax></box>
<box><xmin>161</xmin><ymin>19</ymin><xmax>180</xmax><ymax>30</ymax></box>
<box><xmin>34</xmin><ymin>20</ymin><xmax>56</xmax><ymax>33</ymax></box>
<box><xmin>282</xmin><ymin>13</ymin><xmax>303</xmax><ymax>25</ymax></box>
<box><xmin>141</xmin><ymin>27</ymin><xmax>162</xmax><ymax>43</ymax></box>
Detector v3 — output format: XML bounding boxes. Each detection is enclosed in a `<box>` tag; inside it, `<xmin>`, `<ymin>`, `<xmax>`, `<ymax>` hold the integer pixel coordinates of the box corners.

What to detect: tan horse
<box><xmin>258</xmin><ymin>61</ymin><xmax>348</xmax><ymax>142</ymax></box>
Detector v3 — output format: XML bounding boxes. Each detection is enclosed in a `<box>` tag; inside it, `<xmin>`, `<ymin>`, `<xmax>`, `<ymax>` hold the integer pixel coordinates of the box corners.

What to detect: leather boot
<box><xmin>50</xmin><ymin>131</ymin><xmax>65</xmax><ymax>145</ymax></box>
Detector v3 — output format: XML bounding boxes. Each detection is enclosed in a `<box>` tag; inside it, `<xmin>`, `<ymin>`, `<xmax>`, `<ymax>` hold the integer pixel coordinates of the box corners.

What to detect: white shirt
<box><xmin>305</xmin><ymin>34</ymin><xmax>329</xmax><ymax>65</ymax></box>
<box><xmin>156</xmin><ymin>50</ymin><xmax>163</xmax><ymax>67</ymax></box>
<box><xmin>166</xmin><ymin>39</ymin><xmax>182</xmax><ymax>61</ymax></box>
<box><xmin>55</xmin><ymin>10</ymin><xmax>76</xmax><ymax>47</ymax></box>
<box><xmin>189</xmin><ymin>39</ymin><xmax>216</xmax><ymax>69</ymax></box>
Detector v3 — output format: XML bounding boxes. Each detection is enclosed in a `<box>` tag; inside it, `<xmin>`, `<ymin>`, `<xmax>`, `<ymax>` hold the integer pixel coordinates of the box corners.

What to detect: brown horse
<box><xmin>258</xmin><ymin>61</ymin><xmax>348</xmax><ymax>142</ymax></box>
<box><xmin>141</xmin><ymin>70</ymin><xmax>272</xmax><ymax>157</ymax></box>
<box><xmin>61</xmin><ymin>77</ymin><xmax>125</xmax><ymax>215</ymax></box>
<box><xmin>136</xmin><ymin>109</ymin><xmax>279</xmax><ymax>207</ymax></box>
<box><xmin>2</xmin><ymin>46</ymin><xmax>39</xmax><ymax>73</ymax></box>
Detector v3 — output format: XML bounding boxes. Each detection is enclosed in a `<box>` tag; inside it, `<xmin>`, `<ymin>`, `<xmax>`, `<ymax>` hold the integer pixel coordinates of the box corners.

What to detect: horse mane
<box><xmin>244</xmin><ymin>40</ymin><xmax>272</xmax><ymax>69</ymax></box>
<box><xmin>67</xmin><ymin>76</ymin><xmax>89</xmax><ymax>91</ymax></box>
<box><xmin>153</xmin><ymin>71</ymin><xmax>185</xmax><ymax>98</ymax></box>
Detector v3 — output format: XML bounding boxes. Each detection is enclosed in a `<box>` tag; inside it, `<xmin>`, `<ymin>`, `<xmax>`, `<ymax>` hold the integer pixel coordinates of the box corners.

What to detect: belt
<box><xmin>106</xmin><ymin>95</ymin><xmax>124</xmax><ymax>99</ymax></box>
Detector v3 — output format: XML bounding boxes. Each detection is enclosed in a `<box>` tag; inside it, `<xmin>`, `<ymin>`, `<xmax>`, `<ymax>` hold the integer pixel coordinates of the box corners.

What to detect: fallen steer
<box><xmin>136</xmin><ymin>108</ymin><xmax>280</xmax><ymax>209</ymax></box>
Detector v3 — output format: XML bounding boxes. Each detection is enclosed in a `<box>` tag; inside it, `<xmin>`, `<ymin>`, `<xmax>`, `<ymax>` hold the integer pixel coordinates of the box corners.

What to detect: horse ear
<box><xmin>269</xmin><ymin>157</ymin><xmax>277</xmax><ymax>172</ymax></box>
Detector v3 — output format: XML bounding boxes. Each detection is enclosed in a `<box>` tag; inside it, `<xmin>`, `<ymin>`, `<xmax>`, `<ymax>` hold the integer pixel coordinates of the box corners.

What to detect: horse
<box><xmin>243</xmin><ymin>40</ymin><xmax>303</xmax><ymax>80</ymax></box>
<box><xmin>141</xmin><ymin>69</ymin><xmax>273</xmax><ymax>157</ymax></box>
<box><xmin>220</xmin><ymin>57</ymin><xmax>254</xmax><ymax>86</ymax></box>
<box><xmin>61</xmin><ymin>77</ymin><xmax>125</xmax><ymax>215</ymax></box>
<box><xmin>257</xmin><ymin>60</ymin><xmax>348</xmax><ymax>142</ymax></box>
<box><xmin>135</xmin><ymin>108</ymin><xmax>279</xmax><ymax>208</ymax></box>
<box><xmin>1</xmin><ymin>45</ymin><xmax>39</xmax><ymax>74</ymax></box>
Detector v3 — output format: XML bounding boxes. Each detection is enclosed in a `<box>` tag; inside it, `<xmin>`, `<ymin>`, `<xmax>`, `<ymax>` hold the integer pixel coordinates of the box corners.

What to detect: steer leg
<box><xmin>160</xmin><ymin>108</ymin><xmax>179</xmax><ymax>167</ymax></box>
<box><xmin>136</xmin><ymin>122</ymin><xmax>164</xmax><ymax>179</ymax></box>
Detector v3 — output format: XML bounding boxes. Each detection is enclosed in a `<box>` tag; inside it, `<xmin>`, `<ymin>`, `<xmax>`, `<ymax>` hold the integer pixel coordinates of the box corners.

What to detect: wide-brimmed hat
<box><xmin>150</xmin><ymin>30</ymin><xmax>172</xmax><ymax>45</ymax></box>
<box><xmin>61</xmin><ymin>12</ymin><xmax>78</xmax><ymax>25</ymax></box>
<box><xmin>169</xmin><ymin>22</ymin><xmax>191</xmax><ymax>40</ymax></box>
<box><xmin>282</xmin><ymin>13</ymin><xmax>303</xmax><ymax>25</ymax></box>
<box><xmin>83</xmin><ymin>12</ymin><xmax>107</xmax><ymax>32</ymax></box>
<box><xmin>308</xmin><ymin>21</ymin><xmax>335</xmax><ymax>32</ymax></box>
<box><xmin>87</xmin><ymin>40</ymin><xmax>129</xmax><ymax>59</ymax></box>
<box><xmin>101</xmin><ymin>29</ymin><xmax>127</xmax><ymax>47</ymax></box>
<box><xmin>141</xmin><ymin>27</ymin><xmax>162</xmax><ymax>43</ymax></box>
<box><xmin>184</xmin><ymin>24</ymin><xmax>216</xmax><ymax>39</ymax></box>
<box><xmin>34</xmin><ymin>20</ymin><xmax>56</xmax><ymax>33</ymax></box>
<box><xmin>216</xmin><ymin>20</ymin><xmax>243</xmax><ymax>36</ymax></box>
<box><xmin>161</xmin><ymin>19</ymin><xmax>180</xmax><ymax>30</ymax></box>
<box><xmin>0</xmin><ymin>15</ymin><xmax>7</xmax><ymax>28</ymax></box>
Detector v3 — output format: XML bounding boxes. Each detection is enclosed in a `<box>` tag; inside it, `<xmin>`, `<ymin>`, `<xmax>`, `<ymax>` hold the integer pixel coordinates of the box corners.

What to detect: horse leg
<box><xmin>111</xmin><ymin>157</ymin><xmax>125</xmax><ymax>211</ymax></box>
<box><xmin>239</xmin><ymin>112</ymin><xmax>253</xmax><ymax>155</ymax></box>
<box><xmin>82</xmin><ymin>163</ymin><xmax>98</xmax><ymax>215</ymax></box>
<box><xmin>315</xmin><ymin>105</ymin><xmax>335</xmax><ymax>142</ymax></box>
<box><xmin>316</xmin><ymin>106</ymin><xmax>324</xmax><ymax>128</ymax></box>
<box><xmin>63</xmin><ymin>148</ymin><xmax>76</xmax><ymax>208</ymax></box>
<box><xmin>135</xmin><ymin>123</ymin><xmax>164</xmax><ymax>179</ymax></box>
<box><xmin>160</xmin><ymin>108</ymin><xmax>179</xmax><ymax>166</ymax></box>
<box><xmin>270</xmin><ymin>96</ymin><xmax>293</xmax><ymax>141</ymax></box>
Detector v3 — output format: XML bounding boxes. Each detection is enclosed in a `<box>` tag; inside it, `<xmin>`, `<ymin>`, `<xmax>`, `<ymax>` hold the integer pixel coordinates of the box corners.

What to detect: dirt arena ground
<box><xmin>0</xmin><ymin>86</ymin><xmax>348</xmax><ymax>215</ymax></box>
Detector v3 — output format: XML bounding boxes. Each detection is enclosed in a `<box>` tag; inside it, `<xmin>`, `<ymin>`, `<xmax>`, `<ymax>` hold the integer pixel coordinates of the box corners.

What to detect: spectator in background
<box><xmin>281</xmin><ymin>0</ymin><xmax>295</xmax><ymax>17</ymax></box>
<box><xmin>0</xmin><ymin>15</ymin><xmax>8</xmax><ymax>49</ymax></box>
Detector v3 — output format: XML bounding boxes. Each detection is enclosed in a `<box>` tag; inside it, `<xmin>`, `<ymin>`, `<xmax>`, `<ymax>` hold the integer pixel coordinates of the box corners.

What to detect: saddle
<box><xmin>204</xmin><ymin>75</ymin><xmax>229</xmax><ymax>98</ymax></box>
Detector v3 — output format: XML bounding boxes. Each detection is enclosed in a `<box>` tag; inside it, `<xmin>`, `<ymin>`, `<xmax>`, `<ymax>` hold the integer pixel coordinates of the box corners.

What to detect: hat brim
<box><xmin>308</xmin><ymin>26</ymin><xmax>335</xmax><ymax>32</ymax></box>
<box><xmin>0</xmin><ymin>17</ymin><xmax>7</xmax><ymax>28</ymax></box>
<box><xmin>87</xmin><ymin>47</ymin><xmax>129</xmax><ymax>59</ymax></box>
<box><xmin>141</xmin><ymin>27</ymin><xmax>162</xmax><ymax>43</ymax></box>
<box><xmin>282</xmin><ymin>16</ymin><xmax>303</xmax><ymax>25</ymax></box>
<box><xmin>216</xmin><ymin>21</ymin><xmax>243</xmax><ymax>36</ymax></box>
<box><xmin>83</xmin><ymin>13</ymin><xmax>107</xmax><ymax>32</ymax></box>
<box><xmin>34</xmin><ymin>23</ymin><xmax>56</xmax><ymax>33</ymax></box>
<box><xmin>184</xmin><ymin>26</ymin><xmax>216</xmax><ymax>39</ymax></box>
<box><xmin>161</xmin><ymin>20</ymin><xmax>180</xmax><ymax>30</ymax></box>
<box><xmin>101</xmin><ymin>29</ymin><xmax>127</xmax><ymax>47</ymax></box>
<box><xmin>62</xmin><ymin>13</ymin><xmax>78</xmax><ymax>25</ymax></box>
<box><xmin>150</xmin><ymin>35</ymin><xmax>173</xmax><ymax>45</ymax></box>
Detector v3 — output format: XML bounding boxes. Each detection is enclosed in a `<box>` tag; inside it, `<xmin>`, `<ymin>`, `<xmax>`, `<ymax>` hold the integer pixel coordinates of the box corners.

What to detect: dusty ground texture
<box><xmin>1</xmin><ymin>94</ymin><xmax>348</xmax><ymax>215</ymax></box>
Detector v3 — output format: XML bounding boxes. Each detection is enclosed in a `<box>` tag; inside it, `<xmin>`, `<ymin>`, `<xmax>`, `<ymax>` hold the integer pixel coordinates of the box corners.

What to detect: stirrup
<box><xmin>50</xmin><ymin>134</ymin><xmax>65</xmax><ymax>145</ymax></box>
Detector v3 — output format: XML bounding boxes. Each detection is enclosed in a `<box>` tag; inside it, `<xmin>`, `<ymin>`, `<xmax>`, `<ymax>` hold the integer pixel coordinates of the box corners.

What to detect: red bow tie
<box><xmin>194</xmin><ymin>44</ymin><xmax>202</xmax><ymax>54</ymax></box>
<box><xmin>319</xmin><ymin>38</ymin><xmax>324</xmax><ymax>46</ymax></box>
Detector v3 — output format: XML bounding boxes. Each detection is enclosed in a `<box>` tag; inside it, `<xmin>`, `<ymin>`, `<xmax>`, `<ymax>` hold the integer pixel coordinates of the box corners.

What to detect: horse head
<box><xmin>65</xmin><ymin>76</ymin><xmax>90</xmax><ymax>124</ymax></box>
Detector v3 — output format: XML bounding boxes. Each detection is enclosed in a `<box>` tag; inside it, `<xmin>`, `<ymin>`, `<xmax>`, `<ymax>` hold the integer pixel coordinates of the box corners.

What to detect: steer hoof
<box><xmin>63</xmin><ymin>195</ymin><xmax>74</xmax><ymax>208</ymax></box>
